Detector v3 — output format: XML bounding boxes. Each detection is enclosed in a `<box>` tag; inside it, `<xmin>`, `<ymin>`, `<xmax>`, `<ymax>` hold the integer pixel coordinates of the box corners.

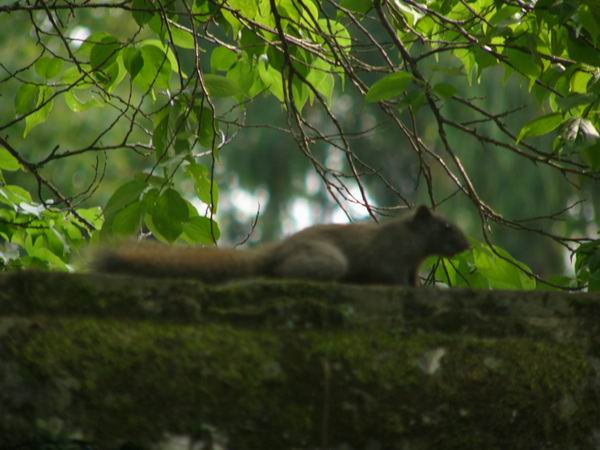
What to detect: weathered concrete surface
<box><xmin>0</xmin><ymin>271</ymin><xmax>599</xmax><ymax>449</ymax></box>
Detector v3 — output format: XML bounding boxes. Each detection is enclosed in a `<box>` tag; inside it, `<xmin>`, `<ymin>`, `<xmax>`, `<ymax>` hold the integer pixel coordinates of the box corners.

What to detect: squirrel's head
<box><xmin>410</xmin><ymin>205</ymin><xmax>470</xmax><ymax>257</ymax></box>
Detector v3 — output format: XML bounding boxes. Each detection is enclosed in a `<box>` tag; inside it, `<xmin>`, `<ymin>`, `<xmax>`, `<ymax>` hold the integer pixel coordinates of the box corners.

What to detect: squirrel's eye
<box><xmin>443</xmin><ymin>223</ymin><xmax>451</xmax><ymax>230</ymax></box>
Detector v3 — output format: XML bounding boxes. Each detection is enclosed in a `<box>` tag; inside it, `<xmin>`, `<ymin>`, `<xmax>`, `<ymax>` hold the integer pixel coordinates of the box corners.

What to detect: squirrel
<box><xmin>92</xmin><ymin>205</ymin><xmax>469</xmax><ymax>286</ymax></box>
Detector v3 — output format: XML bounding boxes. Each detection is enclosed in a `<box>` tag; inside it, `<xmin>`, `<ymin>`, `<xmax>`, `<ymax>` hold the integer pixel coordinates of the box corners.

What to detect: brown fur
<box><xmin>92</xmin><ymin>205</ymin><xmax>469</xmax><ymax>286</ymax></box>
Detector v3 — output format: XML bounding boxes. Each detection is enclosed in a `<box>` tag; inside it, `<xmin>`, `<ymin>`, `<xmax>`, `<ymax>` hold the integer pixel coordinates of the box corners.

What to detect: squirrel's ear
<box><xmin>413</xmin><ymin>205</ymin><xmax>432</xmax><ymax>221</ymax></box>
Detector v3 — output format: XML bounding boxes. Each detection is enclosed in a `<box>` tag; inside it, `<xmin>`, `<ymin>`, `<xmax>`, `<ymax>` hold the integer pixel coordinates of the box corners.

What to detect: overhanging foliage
<box><xmin>0</xmin><ymin>0</ymin><xmax>599</xmax><ymax>287</ymax></box>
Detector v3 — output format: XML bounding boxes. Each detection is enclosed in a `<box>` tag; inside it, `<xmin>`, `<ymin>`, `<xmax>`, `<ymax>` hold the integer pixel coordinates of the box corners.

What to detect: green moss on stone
<box><xmin>6</xmin><ymin>318</ymin><xmax>283</xmax><ymax>446</ymax></box>
<box><xmin>307</xmin><ymin>330</ymin><xmax>594</xmax><ymax>449</ymax></box>
<box><xmin>3</xmin><ymin>318</ymin><xmax>596</xmax><ymax>449</ymax></box>
<box><xmin>2</xmin><ymin>272</ymin><xmax>600</xmax><ymax>449</ymax></box>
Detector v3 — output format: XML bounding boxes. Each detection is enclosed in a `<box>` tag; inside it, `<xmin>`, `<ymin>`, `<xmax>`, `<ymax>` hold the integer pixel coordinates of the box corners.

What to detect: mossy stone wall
<box><xmin>1</xmin><ymin>272</ymin><xmax>599</xmax><ymax>449</ymax></box>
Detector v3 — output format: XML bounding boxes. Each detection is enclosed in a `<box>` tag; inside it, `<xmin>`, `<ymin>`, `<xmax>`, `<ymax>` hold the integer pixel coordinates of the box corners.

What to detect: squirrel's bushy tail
<box><xmin>92</xmin><ymin>242</ymin><xmax>262</xmax><ymax>282</ymax></box>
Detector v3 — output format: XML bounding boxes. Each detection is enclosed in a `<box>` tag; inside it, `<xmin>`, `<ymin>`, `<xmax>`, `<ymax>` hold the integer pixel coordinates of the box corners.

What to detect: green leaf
<box><xmin>0</xmin><ymin>185</ymin><xmax>32</xmax><ymax>207</ymax></box>
<box><xmin>365</xmin><ymin>71</ymin><xmax>414</xmax><ymax>103</ymax></box>
<box><xmin>240</xmin><ymin>29</ymin><xmax>265</xmax><ymax>58</ymax></box>
<box><xmin>578</xmin><ymin>5</ymin><xmax>600</xmax><ymax>43</ymax></box>
<box><xmin>423</xmin><ymin>254</ymin><xmax>466</xmax><ymax>287</ymax></box>
<box><xmin>141</xmin><ymin>212</ymin><xmax>166</xmax><ymax>243</ymax></box>
<box><xmin>489</xmin><ymin>5</ymin><xmax>522</xmax><ymax>28</ymax></box>
<box><xmin>453</xmin><ymin>48</ymin><xmax>476</xmax><ymax>84</ymax></box>
<box><xmin>575</xmin><ymin>240</ymin><xmax>600</xmax><ymax>289</ymax></box>
<box><xmin>204</xmin><ymin>74</ymin><xmax>242</xmax><ymax>98</ymax></box>
<box><xmin>504</xmin><ymin>48</ymin><xmax>541</xmax><ymax>80</ymax></box>
<box><xmin>227</xmin><ymin>56</ymin><xmax>262</xmax><ymax>97</ymax></box>
<box><xmin>211</xmin><ymin>47</ymin><xmax>238</xmax><ymax>72</ymax></box>
<box><xmin>174</xmin><ymin>137</ymin><xmax>191</xmax><ymax>154</ymax></box>
<box><xmin>567</xmin><ymin>36</ymin><xmax>600</xmax><ymax>67</ymax></box>
<box><xmin>14</xmin><ymin>84</ymin><xmax>38</xmax><ymax>115</ymax></box>
<box><xmin>84</xmin><ymin>34</ymin><xmax>127</xmax><ymax>91</ymax></box>
<box><xmin>556</xmin><ymin>93</ymin><xmax>595</xmax><ymax>111</ymax></box>
<box><xmin>575</xmin><ymin>241</ymin><xmax>599</xmax><ymax>274</ymax></box>
<box><xmin>182</xmin><ymin>216</ymin><xmax>221</xmax><ymax>244</ymax></box>
<box><xmin>132</xmin><ymin>0</ymin><xmax>154</xmax><ymax>26</ymax></box>
<box><xmin>274</xmin><ymin>0</ymin><xmax>300</xmax><ymax>25</ymax></box>
<box><xmin>306</xmin><ymin>57</ymin><xmax>334</xmax><ymax>105</ymax></box>
<box><xmin>433</xmin><ymin>82</ymin><xmax>457</xmax><ymax>100</ymax></box>
<box><xmin>291</xmin><ymin>77</ymin><xmax>309</xmax><ymax>112</ymax></box>
<box><xmin>123</xmin><ymin>47</ymin><xmax>144</xmax><ymax>79</ymax></box>
<box><xmin>35</xmin><ymin>57</ymin><xmax>63</xmax><ymax>79</ymax></box>
<box><xmin>0</xmin><ymin>148</ymin><xmax>22</xmax><ymax>172</ymax></box>
<box><xmin>258</xmin><ymin>56</ymin><xmax>284</xmax><ymax>101</ymax></box>
<box><xmin>193</xmin><ymin>0</ymin><xmax>211</xmax><ymax>21</ymax></box>
<box><xmin>63</xmin><ymin>222</ymin><xmax>83</xmax><ymax>244</ymax></box>
<box><xmin>392</xmin><ymin>1</ymin><xmax>423</xmax><ymax>25</ymax></box>
<box><xmin>147</xmin><ymin>15</ymin><xmax>196</xmax><ymax>49</ymax></box>
<box><xmin>98</xmin><ymin>58</ymin><xmax>127</xmax><ymax>92</ymax></box>
<box><xmin>23</xmin><ymin>86</ymin><xmax>54</xmax><ymax>138</ymax></box>
<box><xmin>150</xmin><ymin>188</ymin><xmax>189</xmax><ymax>242</ymax></box>
<box><xmin>29</xmin><ymin>247</ymin><xmax>69</xmax><ymax>271</ymax></box>
<box><xmin>398</xmin><ymin>89</ymin><xmax>426</xmax><ymax>113</ymax></box>
<box><xmin>516</xmin><ymin>113</ymin><xmax>564</xmax><ymax>143</ymax></box>
<box><xmin>141</xmin><ymin>187</ymin><xmax>160</xmax><ymax>210</ymax></box>
<box><xmin>415</xmin><ymin>15</ymin><xmax>438</xmax><ymax>38</ymax></box>
<box><xmin>473</xmin><ymin>47</ymin><xmax>498</xmax><ymax>74</ymax></box>
<box><xmin>139</xmin><ymin>39</ymin><xmax>180</xmax><ymax>73</ymax></box>
<box><xmin>76</xmin><ymin>207</ymin><xmax>104</xmax><ymax>231</ymax></box>
<box><xmin>44</xmin><ymin>226</ymin><xmax>66</xmax><ymax>258</ymax></box>
<box><xmin>473</xmin><ymin>244</ymin><xmax>536</xmax><ymax>290</ymax></box>
<box><xmin>153</xmin><ymin>114</ymin><xmax>170</xmax><ymax>157</ymax></box>
<box><xmin>60</xmin><ymin>66</ymin><xmax>89</xmax><ymax>87</ymax></box>
<box><xmin>580</xmin><ymin>141</ymin><xmax>600</xmax><ymax>171</ymax></box>
<box><xmin>134</xmin><ymin>44</ymin><xmax>172</xmax><ymax>90</ymax></box>
<box><xmin>194</xmin><ymin>106</ymin><xmax>216</xmax><ymax>149</ymax></box>
<box><xmin>169</xmin><ymin>26</ymin><xmax>196</xmax><ymax>49</ymax></box>
<box><xmin>104</xmin><ymin>179</ymin><xmax>147</xmax><ymax>220</ymax></box>
<box><xmin>89</xmin><ymin>33</ymin><xmax>121</xmax><ymax>71</ymax></box>
<box><xmin>266</xmin><ymin>46</ymin><xmax>285</xmax><ymax>72</ymax></box>
<box><xmin>229</xmin><ymin>0</ymin><xmax>257</xmax><ymax>20</ymax></box>
<box><xmin>187</xmin><ymin>162</ymin><xmax>219</xmax><ymax>213</ymax></box>
<box><xmin>340</xmin><ymin>0</ymin><xmax>372</xmax><ymax>14</ymax></box>
<box><xmin>320</xmin><ymin>19</ymin><xmax>352</xmax><ymax>53</ymax></box>
<box><xmin>471</xmin><ymin>242</ymin><xmax>536</xmax><ymax>290</ymax></box>
<box><xmin>570</xmin><ymin>70</ymin><xmax>593</xmax><ymax>94</ymax></box>
<box><xmin>427</xmin><ymin>240</ymin><xmax>536</xmax><ymax>290</ymax></box>
<box><xmin>64</xmin><ymin>90</ymin><xmax>104</xmax><ymax>112</ymax></box>
<box><xmin>111</xmin><ymin>202</ymin><xmax>144</xmax><ymax>236</ymax></box>
<box><xmin>222</xmin><ymin>9</ymin><xmax>242</xmax><ymax>34</ymax></box>
<box><xmin>536</xmin><ymin>275</ymin><xmax>574</xmax><ymax>291</ymax></box>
